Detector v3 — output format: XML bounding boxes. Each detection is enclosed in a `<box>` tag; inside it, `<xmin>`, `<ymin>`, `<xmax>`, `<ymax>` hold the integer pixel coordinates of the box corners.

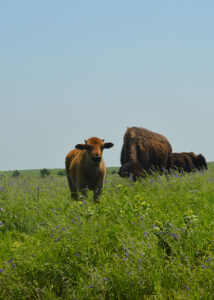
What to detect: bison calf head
<box><xmin>75</xmin><ymin>137</ymin><xmax>114</xmax><ymax>165</ymax></box>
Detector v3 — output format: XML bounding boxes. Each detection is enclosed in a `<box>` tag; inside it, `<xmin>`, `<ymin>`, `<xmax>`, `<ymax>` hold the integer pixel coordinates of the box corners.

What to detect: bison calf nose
<box><xmin>92</xmin><ymin>156</ymin><xmax>101</xmax><ymax>163</ymax></box>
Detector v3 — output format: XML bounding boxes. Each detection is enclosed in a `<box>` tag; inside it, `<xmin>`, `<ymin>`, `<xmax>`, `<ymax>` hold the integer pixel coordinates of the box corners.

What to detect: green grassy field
<box><xmin>0</xmin><ymin>165</ymin><xmax>214</xmax><ymax>299</ymax></box>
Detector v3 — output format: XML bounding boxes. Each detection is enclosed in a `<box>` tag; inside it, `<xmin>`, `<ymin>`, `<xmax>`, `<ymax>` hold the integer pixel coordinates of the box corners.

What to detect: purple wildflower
<box><xmin>138</xmin><ymin>258</ymin><xmax>142</xmax><ymax>264</ymax></box>
<box><xmin>128</xmin><ymin>272</ymin><xmax>131</xmax><ymax>275</ymax></box>
<box><xmin>186</xmin><ymin>285</ymin><xmax>190</xmax><ymax>291</ymax></box>
<box><xmin>125</xmin><ymin>252</ymin><xmax>129</xmax><ymax>258</ymax></box>
<box><xmin>173</xmin><ymin>234</ymin><xmax>178</xmax><ymax>239</ymax></box>
<box><xmin>180</xmin><ymin>228</ymin><xmax>184</xmax><ymax>232</ymax></box>
<box><xmin>12</xmin><ymin>263</ymin><xmax>15</xmax><ymax>269</ymax></box>
<box><xmin>87</xmin><ymin>285</ymin><xmax>94</xmax><ymax>288</ymax></box>
<box><xmin>0</xmin><ymin>221</ymin><xmax>3</xmax><ymax>226</ymax></box>
<box><xmin>77</xmin><ymin>216</ymin><xmax>80</xmax><ymax>221</ymax></box>
<box><xmin>54</xmin><ymin>237</ymin><xmax>61</xmax><ymax>242</ymax></box>
<box><xmin>103</xmin><ymin>277</ymin><xmax>107</xmax><ymax>282</ymax></box>
<box><xmin>37</xmin><ymin>187</ymin><xmax>40</xmax><ymax>191</ymax></box>
<box><xmin>61</xmin><ymin>227</ymin><xmax>66</xmax><ymax>231</ymax></box>
<box><xmin>8</xmin><ymin>258</ymin><xmax>13</xmax><ymax>263</ymax></box>
<box><xmin>0</xmin><ymin>269</ymin><xmax>4</xmax><ymax>273</ymax></box>
<box><xmin>144</xmin><ymin>232</ymin><xmax>148</xmax><ymax>237</ymax></box>
<box><xmin>202</xmin><ymin>264</ymin><xmax>209</xmax><ymax>269</ymax></box>
<box><xmin>75</xmin><ymin>253</ymin><xmax>79</xmax><ymax>257</ymax></box>
<box><xmin>123</xmin><ymin>258</ymin><xmax>128</xmax><ymax>261</ymax></box>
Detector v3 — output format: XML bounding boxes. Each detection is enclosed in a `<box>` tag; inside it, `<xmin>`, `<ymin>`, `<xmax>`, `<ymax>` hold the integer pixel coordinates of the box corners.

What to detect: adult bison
<box><xmin>119</xmin><ymin>127</ymin><xmax>173</xmax><ymax>180</ymax></box>
<box><xmin>65</xmin><ymin>137</ymin><xmax>114</xmax><ymax>202</ymax></box>
<box><xmin>172</xmin><ymin>152</ymin><xmax>195</xmax><ymax>173</ymax></box>
<box><xmin>183</xmin><ymin>152</ymin><xmax>207</xmax><ymax>171</ymax></box>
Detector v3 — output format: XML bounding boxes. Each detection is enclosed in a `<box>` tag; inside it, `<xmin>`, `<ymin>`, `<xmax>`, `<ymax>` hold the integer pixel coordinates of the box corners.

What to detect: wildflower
<box><xmin>12</xmin><ymin>263</ymin><xmax>15</xmax><ymax>269</ymax></box>
<box><xmin>123</xmin><ymin>258</ymin><xmax>128</xmax><ymax>261</ymax></box>
<box><xmin>103</xmin><ymin>277</ymin><xmax>107</xmax><ymax>282</ymax></box>
<box><xmin>180</xmin><ymin>228</ymin><xmax>184</xmax><ymax>232</ymax></box>
<box><xmin>153</xmin><ymin>226</ymin><xmax>160</xmax><ymax>233</ymax></box>
<box><xmin>77</xmin><ymin>216</ymin><xmax>80</xmax><ymax>221</ymax></box>
<box><xmin>37</xmin><ymin>187</ymin><xmax>40</xmax><ymax>191</ymax></box>
<box><xmin>173</xmin><ymin>234</ymin><xmax>178</xmax><ymax>239</ymax></box>
<box><xmin>0</xmin><ymin>221</ymin><xmax>3</xmax><ymax>226</ymax></box>
<box><xmin>144</xmin><ymin>232</ymin><xmax>148</xmax><ymax>237</ymax></box>
<box><xmin>128</xmin><ymin>272</ymin><xmax>131</xmax><ymax>275</ymax></box>
<box><xmin>125</xmin><ymin>252</ymin><xmax>129</xmax><ymax>258</ymax></box>
<box><xmin>138</xmin><ymin>258</ymin><xmax>142</xmax><ymax>264</ymax></box>
<box><xmin>0</xmin><ymin>269</ymin><xmax>3</xmax><ymax>273</ymax></box>
<box><xmin>87</xmin><ymin>285</ymin><xmax>94</xmax><ymax>288</ymax></box>
<box><xmin>54</xmin><ymin>237</ymin><xmax>61</xmax><ymax>242</ymax></box>
<box><xmin>75</xmin><ymin>253</ymin><xmax>79</xmax><ymax>257</ymax></box>
<box><xmin>202</xmin><ymin>264</ymin><xmax>209</xmax><ymax>269</ymax></box>
<box><xmin>8</xmin><ymin>258</ymin><xmax>13</xmax><ymax>263</ymax></box>
<box><xmin>186</xmin><ymin>285</ymin><xmax>190</xmax><ymax>291</ymax></box>
<box><xmin>116</xmin><ymin>184</ymin><xmax>123</xmax><ymax>188</ymax></box>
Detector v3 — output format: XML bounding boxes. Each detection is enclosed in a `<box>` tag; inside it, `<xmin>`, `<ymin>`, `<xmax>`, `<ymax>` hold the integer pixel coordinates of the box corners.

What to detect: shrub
<box><xmin>12</xmin><ymin>170</ymin><xmax>20</xmax><ymax>177</ymax></box>
<box><xmin>57</xmin><ymin>170</ymin><xmax>66</xmax><ymax>176</ymax></box>
<box><xmin>40</xmin><ymin>168</ymin><xmax>50</xmax><ymax>178</ymax></box>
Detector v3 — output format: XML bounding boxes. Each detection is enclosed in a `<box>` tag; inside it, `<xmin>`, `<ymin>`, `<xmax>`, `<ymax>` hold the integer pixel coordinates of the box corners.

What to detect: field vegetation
<box><xmin>0</xmin><ymin>164</ymin><xmax>214</xmax><ymax>299</ymax></box>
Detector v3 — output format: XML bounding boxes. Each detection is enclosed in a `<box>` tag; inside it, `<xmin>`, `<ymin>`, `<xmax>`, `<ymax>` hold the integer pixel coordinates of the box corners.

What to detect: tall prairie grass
<box><xmin>0</xmin><ymin>167</ymin><xmax>213</xmax><ymax>299</ymax></box>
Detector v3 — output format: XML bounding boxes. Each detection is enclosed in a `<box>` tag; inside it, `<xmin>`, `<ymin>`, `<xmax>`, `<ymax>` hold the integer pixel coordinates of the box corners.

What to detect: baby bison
<box><xmin>65</xmin><ymin>137</ymin><xmax>114</xmax><ymax>202</ymax></box>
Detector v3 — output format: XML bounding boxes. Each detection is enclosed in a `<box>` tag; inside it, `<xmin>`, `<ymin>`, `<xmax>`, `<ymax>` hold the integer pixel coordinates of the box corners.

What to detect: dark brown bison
<box><xmin>119</xmin><ymin>127</ymin><xmax>173</xmax><ymax>180</ymax></box>
<box><xmin>183</xmin><ymin>152</ymin><xmax>208</xmax><ymax>171</ymax></box>
<box><xmin>172</xmin><ymin>152</ymin><xmax>195</xmax><ymax>173</ymax></box>
<box><xmin>65</xmin><ymin>137</ymin><xmax>114</xmax><ymax>201</ymax></box>
<box><xmin>118</xmin><ymin>160</ymin><xmax>144</xmax><ymax>181</ymax></box>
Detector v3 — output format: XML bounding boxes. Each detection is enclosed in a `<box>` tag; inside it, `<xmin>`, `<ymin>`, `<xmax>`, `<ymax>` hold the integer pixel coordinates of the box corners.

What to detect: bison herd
<box><xmin>65</xmin><ymin>127</ymin><xmax>207</xmax><ymax>201</ymax></box>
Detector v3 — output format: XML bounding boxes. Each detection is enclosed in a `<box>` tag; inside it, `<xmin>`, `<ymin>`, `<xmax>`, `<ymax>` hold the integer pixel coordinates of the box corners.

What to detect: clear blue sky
<box><xmin>1</xmin><ymin>1</ymin><xmax>213</xmax><ymax>170</ymax></box>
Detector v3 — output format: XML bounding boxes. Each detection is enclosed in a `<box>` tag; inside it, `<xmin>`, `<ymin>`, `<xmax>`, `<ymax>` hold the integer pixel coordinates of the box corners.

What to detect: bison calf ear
<box><xmin>75</xmin><ymin>144</ymin><xmax>87</xmax><ymax>150</ymax></box>
<box><xmin>104</xmin><ymin>142</ymin><xmax>114</xmax><ymax>149</ymax></box>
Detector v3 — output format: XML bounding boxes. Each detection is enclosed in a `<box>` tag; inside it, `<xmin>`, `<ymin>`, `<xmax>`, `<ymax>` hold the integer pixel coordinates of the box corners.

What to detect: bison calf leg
<box><xmin>66</xmin><ymin>174</ymin><xmax>79</xmax><ymax>200</ymax></box>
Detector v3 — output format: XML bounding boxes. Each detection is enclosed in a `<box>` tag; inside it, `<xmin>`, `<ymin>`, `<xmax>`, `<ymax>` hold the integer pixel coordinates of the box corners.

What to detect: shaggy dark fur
<box><xmin>172</xmin><ymin>152</ymin><xmax>195</xmax><ymax>173</ymax></box>
<box><xmin>119</xmin><ymin>127</ymin><xmax>173</xmax><ymax>179</ymax></box>
<box><xmin>183</xmin><ymin>152</ymin><xmax>208</xmax><ymax>171</ymax></box>
<box><xmin>118</xmin><ymin>161</ymin><xmax>144</xmax><ymax>182</ymax></box>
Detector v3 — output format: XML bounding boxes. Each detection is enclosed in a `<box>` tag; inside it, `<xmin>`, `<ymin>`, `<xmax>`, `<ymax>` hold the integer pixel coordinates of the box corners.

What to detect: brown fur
<box><xmin>183</xmin><ymin>152</ymin><xmax>208</xmax><ymax>171</ymax></box>
<box><xmin>118</xmin><ymin>161</ymin><xmax>144</xmax><ymax>182</ymax></box>
<box><xmin>172</xmin><ymin>152</ymin><xmax>195</xmax><ymax>173</ymax></box>
<box><xmin>65</xmin><ymin>137</ymin><xmax>113</xmax><ymax>202</ymax></box>
<box><xmin>120</xmin><ymin>127</ymin><xmax>173</xmax><ymax>178</ymax></box>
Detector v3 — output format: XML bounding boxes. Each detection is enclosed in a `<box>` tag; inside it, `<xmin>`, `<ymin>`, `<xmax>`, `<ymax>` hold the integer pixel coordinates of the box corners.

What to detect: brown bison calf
<box><xmin>119</xmin><ymin>127</ymin><xmax>173</xmax><ymax>180</ymax></box>
<box><xmin>65</xmin><ymin>137</ymin><xmax>114</xmax><ymax>202</ymax></box>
